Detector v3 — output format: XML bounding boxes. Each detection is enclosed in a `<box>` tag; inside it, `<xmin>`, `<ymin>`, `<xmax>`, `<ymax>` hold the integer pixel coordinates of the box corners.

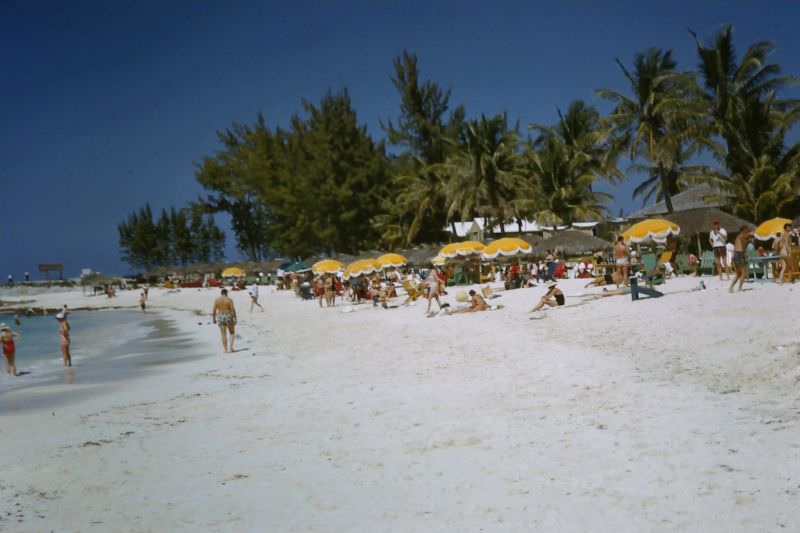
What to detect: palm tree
<box><xmin>522</xmin><ymin>133</ymin><xmax>612</xmax><ymax>226</ymax></box>
<box><xmin>438</xmin><ymin>114</ymin><xmax>524</xmax><ymax>233</ymax></box>
<box><xmin>689</xmin><ymin>24</ymin><xmax>800</xmax><ymax>220</ymax></box>
<box><xmin>597</xmin><ymin>48</ymin><xmax>704</xmax><ymax>213</ymax></box>
<box><xmin>699</xmin><ymin>94</ymin><xmax>800</xmax><ymax>221</ymax></box>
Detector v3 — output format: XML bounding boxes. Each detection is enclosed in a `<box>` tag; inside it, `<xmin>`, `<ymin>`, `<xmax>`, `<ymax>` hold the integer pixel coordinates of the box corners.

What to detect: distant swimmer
<box><xmin>212</xmin><ymin>288</ymin><xmax>238</xmax><ymax>353</ymax></box>
<box><xmin>139</xmin><ymin>292</ymin><xmax>147</xmax><ymax>313</ymax></box>
<box><xmin>56</xmin><ymin>312</ymin><xmax>71</xmax><ymax>367</ymax></box>
<box><xmin>1</xmin><ymin>323</ymin><xmax>20</xmax><ymax>376</ymax></box>
<box><xmin>14</xmin><ymin>313</ymin><xmax>21</xmax><ymax>326</ymax></box>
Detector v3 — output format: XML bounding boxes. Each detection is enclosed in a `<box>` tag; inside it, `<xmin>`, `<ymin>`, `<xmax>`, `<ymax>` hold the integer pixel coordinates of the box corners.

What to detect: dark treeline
<box><xmin>118</xmin><ymin>204</ymin><xmax>225</xmax><ymax>271</ymax></box>
<box><xmin>119</xmin><ymin>25</ymin><xmax>800</xmax><ymax>268</ymax></box>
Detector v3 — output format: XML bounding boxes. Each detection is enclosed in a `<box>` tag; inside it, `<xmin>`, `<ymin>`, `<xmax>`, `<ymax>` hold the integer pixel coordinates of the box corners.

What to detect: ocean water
<box><xmin>0</xmin><ymin>310</ymin><xmax>202</xmax><ymax>411</ymax></box>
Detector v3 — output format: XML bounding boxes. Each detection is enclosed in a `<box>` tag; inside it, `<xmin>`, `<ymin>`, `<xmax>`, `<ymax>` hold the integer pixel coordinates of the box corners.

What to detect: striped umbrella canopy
<box><xmin>343</xmin><ymin>259</ymin><xmax>382</xmax><ymax>280</ymax></box>
<box><xmin>622</xmin><ymin>218</ymin><xmax>680</xmax><ymax>244</ymax></box>
<box><xmin>438</xmin><ymin>240</ymin><xmax>485</xmax><ymax>258</ymax></box>
<box><xmin>481</xmin><ymin>237</ymin><xmax>533</xmax><ymax>260</ymax></box>
<box><xmin>754</xmin><ymin>217</ymin><xmax>792</xmax><ymax>240</ymax></box>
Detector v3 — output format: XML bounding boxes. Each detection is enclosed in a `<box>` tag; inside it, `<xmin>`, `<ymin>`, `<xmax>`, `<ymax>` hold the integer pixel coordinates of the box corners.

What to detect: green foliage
<box><xmin>690</xmin><ymin>24</ymin><xmax>800</xmax><ymax>221</ymax></box>
<box><xmin>118</xmin><ymin>204</ymin><xmax>225</xmax><ymax>271</ymax></box>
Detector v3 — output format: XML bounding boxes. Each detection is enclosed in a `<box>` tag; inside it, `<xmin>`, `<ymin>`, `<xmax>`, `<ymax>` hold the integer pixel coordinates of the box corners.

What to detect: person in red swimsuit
<box><xmin>1</xmin><ymin>323</ymin><xmax>20</xmax><ymax>376</ymax></box>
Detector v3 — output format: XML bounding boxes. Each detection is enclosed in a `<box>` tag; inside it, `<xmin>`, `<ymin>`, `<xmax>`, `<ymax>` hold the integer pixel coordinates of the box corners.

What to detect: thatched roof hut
<box><xmin>665</xmin><ymin>207</ymin><xmax>753</xmax><ymax>236</ymax></box>
<box><xmin>538</xmin><ymin>230</ymin><xmax>613</xmax><ymax>258</ymax></box>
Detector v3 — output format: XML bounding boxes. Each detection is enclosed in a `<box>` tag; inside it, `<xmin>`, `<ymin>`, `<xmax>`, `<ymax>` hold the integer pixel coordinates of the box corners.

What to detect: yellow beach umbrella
<box><xmin>376</xmin><ymin>253</ymin><xmax>407</xmax><ymax>269</ymax></box>
<box><xmin>622</xmin><ymin>218</ymin><xmax>680</xmax><ymax>243</ymax></box>
<box><xmin>438</xmin><ymin>240</ymin><xmax>485</xmax><ymax>258</ymax></box>
<box><xmin>754</xmin><ymin>217</ymin><xmax>792</xmax><ymax>241</ymax></box>
<box><xmin>343</xmin><ymin>258</ymin><xmax>382</xmax><ymax>280</ymax></box>
<box><xmin>312</xmin><ymin>259</ymin><xmax>344</xmax><ymax>275</ymax></box>
<box><xmin>221</xmin><ymin>267</ymin><xmax>245</xmax><ymax>277</ymax></box>
<box><xmin>431</xmin><ymin>255</ymin><xmax>446</xmax><ymax>266</ymax></box>
<box><xmin>482</xmin><ymin>237</ymin><xmax>533</xmax><ymax>259</ymax></box>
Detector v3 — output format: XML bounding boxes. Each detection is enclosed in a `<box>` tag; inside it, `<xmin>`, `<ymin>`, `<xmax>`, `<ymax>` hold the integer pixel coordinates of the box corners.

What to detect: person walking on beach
<box><xmin>212</xmin><ymin>288</ymin><xmax>237</xmax><ymax>353</ymax></box>
<box><xmin>729</xmin><ymin>227</ymin><xmax>753</xmax><ymax>293</ymax></box>
<box><xmin>1</xmin><ymin>323</ymin><xmax>20</xmax><ymax>376</ymax></box>
<box><xmin>775</xmin><ymin>223</ymin><xmax>792</xmax><ymax>285</ymax></box>
<box><xmin>614</xmin><ymin>236</ymin><xmax>630</xmax><ymax>286</ymax></box>
<box><xmin>56</xmin><ymin>312</ymin><xmax>71</xmax><ymax>367</ymax></box>
<box><xmin>424</xmin><ymin>268</ymin><xmax>443</xmax><ymax>316</ymax></box>
<box><xmin>709</xmin><ymin>220</ymin><xmax>729</xmax><ymax>280</ymax></box>
<box><xmin>249</xmin><ymin>282</ymin><xmax>264</xmax><ymax>312</ymax></box>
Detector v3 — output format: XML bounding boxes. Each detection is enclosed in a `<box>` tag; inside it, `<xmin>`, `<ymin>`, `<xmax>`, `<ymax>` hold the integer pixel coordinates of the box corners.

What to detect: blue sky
<box><xmin>2</xmin><ymin>1</ymin><xmax>799</xmax><ymax>278</ymax></box>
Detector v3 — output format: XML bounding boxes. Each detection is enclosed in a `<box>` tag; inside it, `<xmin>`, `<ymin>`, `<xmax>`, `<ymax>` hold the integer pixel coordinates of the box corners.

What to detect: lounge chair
<box><xmin>401</xmin><ymin>280</ymin><xmax>424</xmax><ymax>301</ymax></box>
<box><xmin>640</xmin><ymin>253</ymin><xmax>665</xmax><ymax>288</ymax></box>
<box><xmin>699</xmin><ymin>250</ymin><xmax>716</xmax><ymax>276</ymax></box>
<box><xmin>675</xmin><ymin>254</ymin><xmax>694</xmax><ymax>276</ymax></box>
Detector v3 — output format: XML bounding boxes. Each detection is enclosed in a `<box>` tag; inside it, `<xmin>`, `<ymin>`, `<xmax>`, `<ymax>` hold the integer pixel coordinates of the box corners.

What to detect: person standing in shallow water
<box><xmin>56</xmin><ymin>313</ymin><xmax>71</xmax><ymax>367</ymax></box>
<box><xmin>212</xmin><ymin>288</ymin><xmax>237</xmax><ymax>353</ymax></box>
<box><xmin>1</xmin><ymin>323</ymin><xmax>20</xmax><ymax>376</ymax></box>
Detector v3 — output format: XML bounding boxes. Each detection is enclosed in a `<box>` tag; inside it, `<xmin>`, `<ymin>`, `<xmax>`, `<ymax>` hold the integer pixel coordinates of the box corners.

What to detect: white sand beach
<box><xmin>1</xmin><ymin>278</ymin><xmax>799</xmax><ymax>531</ymax></box>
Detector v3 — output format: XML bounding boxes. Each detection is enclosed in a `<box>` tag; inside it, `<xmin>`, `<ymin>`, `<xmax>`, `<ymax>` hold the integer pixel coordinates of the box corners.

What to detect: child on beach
<box><xmin>1</xmin><ymin>323</ymin><xmax>20</xmax><ymax>376</ymax></box>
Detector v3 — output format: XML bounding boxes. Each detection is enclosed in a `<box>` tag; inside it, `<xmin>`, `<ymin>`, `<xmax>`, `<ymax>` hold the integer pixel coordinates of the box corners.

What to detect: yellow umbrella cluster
<box><xmin>754</xmin><ymin>217</ymin><xmax>792</xmax><ymax>240</ymax></box>
<box><xmin>623</xmin><ymin>218</ymin><xmax>680</xmax><ymax>243</ymax></box>
<box><xmin>221</xmin><ymin>267</ymin><xmax>245</xmax><ymax>278</ymax></box>
<box><xmin>481</xmin><ymin>237</ymin><xmax>532</xmax><ymax>259</ymax></box>
<box><xmin>376</xmin><ymin>253</ymin><xmax>407</xmax><ymax>269</ymax></box>
<box><xmin>438</xmin><ymin>240</ymin><xmax>485</xmax><ymax>258</ymax></box>
<box><xmin>312</xmin><ymin>259</ymin><xmax>344</xmax><ymax>275</ymax></box>
<box><xmin>343</xmin><ymin>259</ymin><xmax>382</xmax><ymax>280</ymax></box>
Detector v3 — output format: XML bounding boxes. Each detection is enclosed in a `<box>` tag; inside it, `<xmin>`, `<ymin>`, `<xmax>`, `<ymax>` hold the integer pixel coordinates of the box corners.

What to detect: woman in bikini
<box><xmin>57</xmin><ymin>313</ymin><xmax>71</xmax><ymax>367</ymax></box>
<box><xmin>531</xmin><ymin>281</ymin><xmax>565</xmax><ymax>312</ymax></box>
<box><xmin>1</xmin><ymin>323</ymin><xmax>20</xmax><ymax>376</ymax></box>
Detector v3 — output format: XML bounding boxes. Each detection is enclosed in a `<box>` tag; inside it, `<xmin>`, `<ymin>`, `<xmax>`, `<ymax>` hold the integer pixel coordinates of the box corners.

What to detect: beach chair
<box><xmin>675</xmin><ymin>254</ymin><xmax>694</xmax><ymax>276</ymax></box>
<box><xmin>699</xmin><ymin>250</ymin><xmax>716</xmax><ymax>276</ymax></box>
<box><xmin>746</xmin><ymin>250</ymin><xmax>762</xmax><ymax>281</ymax></box>
<box><xmin>640</xmin><ymin>253</ymin><xmax>665</xmax><ymax>288</ymax></box>
<box><xmin>401</xmin><ymin>280</ymin><xmax>423</xmax><ymax>301</ymax></box>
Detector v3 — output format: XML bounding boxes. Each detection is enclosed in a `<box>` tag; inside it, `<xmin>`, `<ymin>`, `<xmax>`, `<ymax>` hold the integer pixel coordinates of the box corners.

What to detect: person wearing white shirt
<box><xmin>709</xmin><ymin>220</ymin><xmax>729</xmax><ymax>280</ymax></box>
<box><xmin>248</xmin><ymin>283</ymin><xmax>263</xmax><ymax>312</ymax></box>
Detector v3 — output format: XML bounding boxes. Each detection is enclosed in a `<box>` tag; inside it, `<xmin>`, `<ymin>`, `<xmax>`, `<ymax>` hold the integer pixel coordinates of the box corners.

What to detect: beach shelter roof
<box><xmin>284</xmin><ymin>262</ymin><xmax>312</xmax><ymax>273</ymax></box>
<box><xmin>481</xmin><ymin>237</ymin><xmax>533</xmax><ymax>260</ymax></box>
<box><xmin>538</xmin><ymin>231</ymin><xmax>613</xmax><ymax>257</ymax></box>
<box><xmin>628</xmin><ymin>183</ymin><xmax>726</xmax><ymax>218</ymax></box>
<box><xmin>431</xmin><ymin>255</ymin><xmax>446</xmax><ymax>266</ymax></box>
<box><xmin>399</xmin><ymin>245</ymin><xmax>440</xmax><ymax>265</ymax></box>
<box><xmin>376</xmin><ymin>253</ymin><xmax>408</xmax><ymax>269</ymax></box>
<box><xmin>664</xmin><ymin>207</ymin><xmax>753</xmax><ymax>237</ymax></box>
<box><xmin>754</xmin><ymin>217</ymin><xmax>792</xmax><ymax>241</ymax></box>
<box><xmin>221</xmin><ymin>267</ymin><xmax>245</xmax><ymax>277</ymax></box>
<box><xmin>438</xmin><ymin>240</ymin><xmax>485</xmax><ymax>258</ymax></box>
<box><xmin>312</xmin><ymin>259</ymin><xmax>344</xmax><ymax>275</ymax></box>
<box><xmin>623</xmin><ymin>219</ymin><xmax>680</xmax><ymax>244</ymax></box>
<box><xmin>343</xmin><ymin>258</ymin><xmax>382</xmax><ymax>280</ymax></box>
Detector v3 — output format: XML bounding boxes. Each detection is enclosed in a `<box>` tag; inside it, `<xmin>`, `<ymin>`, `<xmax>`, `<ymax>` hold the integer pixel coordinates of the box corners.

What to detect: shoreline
<box><xmin>1</xmin><ymin>280</ymin><xmax>799</xmax><ymax>530</ymax></box>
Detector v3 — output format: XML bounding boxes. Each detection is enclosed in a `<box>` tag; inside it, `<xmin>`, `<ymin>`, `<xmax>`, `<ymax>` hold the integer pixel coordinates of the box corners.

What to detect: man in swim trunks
<box><xmin>1</xmin><ymin>323</ymin><xmax>20</xmax><ymax>376</ymax></box>
<box><xmin>729</xmin><ymin>226</ymin><xmax>753</xmax><ymax>293</ymax></box>
<box><xmin>531</xmin><ymin>281</ymin><xmax>565</xmax><ymax>312</ymax></box>
<box><xmin>212</xmin><ymin>288</ymin><xmax>238</xmax><ymax>353</ymax></box>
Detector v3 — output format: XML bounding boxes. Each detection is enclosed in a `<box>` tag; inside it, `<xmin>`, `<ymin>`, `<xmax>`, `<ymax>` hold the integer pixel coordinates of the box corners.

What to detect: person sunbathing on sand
<box><xmin>440</xmin><ymin>290</ymin><xmax>502</xmax><ymax>316</ymax></box>
<box><xmin>584</xmin><ymin>271</ymin><xmax>617</xmax><ymax>288</ymax></box>
<box><xmin>531</xmin><ymin>281</ymin><xmax>565</xmax><ymax>312</ymax></box>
